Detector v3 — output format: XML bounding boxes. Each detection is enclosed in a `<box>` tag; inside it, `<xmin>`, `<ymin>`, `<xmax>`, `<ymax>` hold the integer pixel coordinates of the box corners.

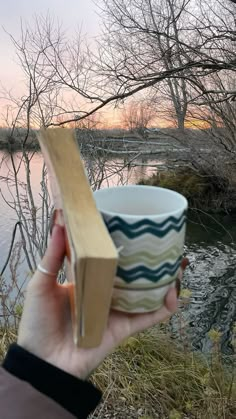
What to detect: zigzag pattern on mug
<box><xmin>112</xmin><ymin>297</ymin><xmax>163</xmax><ymax>311</ymax></box>
<box><xmin>117</xmin><ymin>255</ymin><xmax>182</xmax><ymax>282</ymax></box>
<box><xmin>105</xmin><ymin>211</ymin><xmax>186</xmax><ymax>239</ymax></box>
<box><xmin>114</xmin><ymin>233</ymin><xmax>185</xmax><ymax>255</ymax></box>
<box><xmin>119</xmin><ymin>245</ymin><xmax>182</xmax><ymax>268</ymax></box>
<box><xmin>114</xmin><ymin>275</ymin><xmax>177</xmax><ymax>290</ymax></box>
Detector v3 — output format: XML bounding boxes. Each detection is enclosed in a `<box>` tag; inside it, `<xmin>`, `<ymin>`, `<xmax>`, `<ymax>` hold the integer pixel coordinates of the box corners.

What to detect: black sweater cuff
<box><xmin>3</xmin><ymin>343</ymin><xmax>102</xmax><ymax>418</ymax></box>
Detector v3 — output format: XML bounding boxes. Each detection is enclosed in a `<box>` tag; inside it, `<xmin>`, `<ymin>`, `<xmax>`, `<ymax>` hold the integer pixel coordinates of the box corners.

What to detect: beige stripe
<box><xmin>114</xmin><ymin>275</ymin><xmax>177</xmax><ymax>290</ymax></box>
<box><xmin>119</xmin><ymin>245</ymin><xmax>182</xmax><ymax>268</ymax></box>
<box><xmin>112</xmin><ymin>297</ymin><xmax>164</xmax><ymax>311</ymax></box>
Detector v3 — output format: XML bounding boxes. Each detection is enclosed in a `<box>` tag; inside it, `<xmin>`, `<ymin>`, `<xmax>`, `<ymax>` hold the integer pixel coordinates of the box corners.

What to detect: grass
<box><xmin>0</xmin><ymin>325</ymin><xmax>235</xmax><ymax>418</ymax></box>
<box><xmin>92</xmin><ymin>328</ymin><xmax>236</xmax><ymax>419</ymax></box>
<box><xmin>0</xmin><ymin>327</ymin><xmax>17</xmax><ymax>361</ymax></box>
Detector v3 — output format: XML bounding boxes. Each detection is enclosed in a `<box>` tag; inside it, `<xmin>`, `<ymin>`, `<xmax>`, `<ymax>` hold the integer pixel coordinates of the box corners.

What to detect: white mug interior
<box><xmin>94</xmin><ymin>185</ymin><xmax>187</xmax><ymax>218</ymax></box>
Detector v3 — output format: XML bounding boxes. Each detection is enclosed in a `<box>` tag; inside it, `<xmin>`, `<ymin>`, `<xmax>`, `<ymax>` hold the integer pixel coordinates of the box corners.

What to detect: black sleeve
<box><xmin>3</xmin><ymin>343</ymin><xmax>102</xmax><ymax>419</ymax></box>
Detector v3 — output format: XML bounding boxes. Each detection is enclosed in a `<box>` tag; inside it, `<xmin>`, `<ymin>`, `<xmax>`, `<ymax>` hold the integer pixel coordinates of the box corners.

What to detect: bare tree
<box><xmin>3</xmin><ymin>2</ymin><xmax>235</xmax><ymax>129</ymax></box>
<box><xmin>0</xmin><ymin>15</ymin><xmax>144</xmax><ymax>274</ymax></box>
<box><xmin>121</xmin><ymin>99</ymin><xmax>156</xmax><ymax>135</ymax></box>
<box><xmin>97</xmin><ymin>0</ymin><xmax>235</xmax><ymax>130</ymax></box>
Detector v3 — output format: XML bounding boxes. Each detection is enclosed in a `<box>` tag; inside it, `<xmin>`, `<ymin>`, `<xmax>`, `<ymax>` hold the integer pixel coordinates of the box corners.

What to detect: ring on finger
<box><xmin>37</xmin><ymin>264</ymin><xmax>57</xmax><ymax>277</ymax></box>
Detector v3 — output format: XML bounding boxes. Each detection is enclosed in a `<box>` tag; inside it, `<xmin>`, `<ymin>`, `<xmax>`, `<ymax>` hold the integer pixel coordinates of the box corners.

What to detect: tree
<box><xmin>3</xmin><ymin>1</ymin><xmax>235</xmax><ymax>129</ymax></box>
<box><xmin>97</xmin><ymin>0</ymin><xmax>235</xmax><ymax>130</ymax></box>
<box><xmin>0</xmin><ymin>14</ymin><xmax>142</xmax><ymax>273</ymax></box>
<box><xmin>121</xmin><ymin>99</ymin><xmax>156</xmax><ymax>135</ymax></box>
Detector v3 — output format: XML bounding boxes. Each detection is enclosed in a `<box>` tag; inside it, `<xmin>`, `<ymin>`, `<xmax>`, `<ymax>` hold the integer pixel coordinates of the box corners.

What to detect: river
<box><xmin>0</xmin><ymin>151</ymin><xmax>235</xmax><ymax>354</ymax></box>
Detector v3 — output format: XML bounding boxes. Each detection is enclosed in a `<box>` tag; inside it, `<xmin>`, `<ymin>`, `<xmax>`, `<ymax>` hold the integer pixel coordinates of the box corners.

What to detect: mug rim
<box><xmin>94</xmin><ymin>185</ymin><xmax>188</xmax><ymax>219</ymax></box>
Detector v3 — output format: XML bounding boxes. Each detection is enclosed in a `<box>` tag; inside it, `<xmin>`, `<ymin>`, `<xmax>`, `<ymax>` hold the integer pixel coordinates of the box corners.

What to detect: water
<box><xmin>174</xmin><ymin>214</ymin><xmax>236</xmax><ymax>354</ymax></box>
<box><xmin>0</xmin><ymin>151</ymin><xmax>235</xmax><ymax>353</ymax></box>
<box><xmin>0</xmin><ymin>151</ymin><xmax>46</xmax><ymax>276</ymax></box>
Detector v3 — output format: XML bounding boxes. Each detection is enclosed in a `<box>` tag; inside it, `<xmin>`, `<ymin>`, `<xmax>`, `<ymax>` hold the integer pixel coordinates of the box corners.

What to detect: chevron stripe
<box><xmin>117</xmin><ymin>255</ymin><xmax>182</xmax><ymax>282</ymax></box>
<box><xmin>105</xmin><ymin>210</ymin><xmax>187</xmax><ymax>231</ymax></box>
<box><xmin>114</xmin><ymin>275</ymin><xmax>177</xmax><ymax>290</ymax></box>
<box><xmin>119</xmin><ymin>245</ymin><xmax>182</xmax><ymax>268</ymax></box>
<box><xmin>105</xmin><ymin>217</ymin><xmax>186</xmax><ymax>239</ymax></box>
<box><xmin>113</xmin><ymin>231</ymin><xmax>185</xmax><ymax>255</ymax></box>
<box><xmin>112</xmin><ymin>296</ymin><xmax>164</xmax><ymax>311</ymax></box>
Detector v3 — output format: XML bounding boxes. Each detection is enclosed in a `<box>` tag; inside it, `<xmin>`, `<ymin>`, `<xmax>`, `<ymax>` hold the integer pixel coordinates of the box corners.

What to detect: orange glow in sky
<box><xmin>185</xmin><ymin>118</ymin><xmax>211</xmax><ymax>130</ymax></box>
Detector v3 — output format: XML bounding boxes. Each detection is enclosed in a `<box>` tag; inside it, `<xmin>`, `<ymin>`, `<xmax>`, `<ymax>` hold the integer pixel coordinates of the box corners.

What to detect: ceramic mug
<box><xmin>94</xmin><ymin>185</ymin><xmax>188</xmax><ymax>313</ymax></box>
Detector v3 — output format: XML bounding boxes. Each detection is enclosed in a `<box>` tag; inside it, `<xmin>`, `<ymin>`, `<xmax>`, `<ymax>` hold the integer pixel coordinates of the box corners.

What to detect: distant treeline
<box><xmin>0</xmin><ymin>126</ymin><xmax>220</xmax><ymax>152</ymax></box>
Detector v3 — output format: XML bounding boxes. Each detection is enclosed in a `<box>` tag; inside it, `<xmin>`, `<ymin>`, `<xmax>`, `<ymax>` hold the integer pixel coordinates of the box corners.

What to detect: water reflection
<box><xmin>84</xmin><ymin>156</ymin><xmax>159</xmax><ymax>189</ymax></box>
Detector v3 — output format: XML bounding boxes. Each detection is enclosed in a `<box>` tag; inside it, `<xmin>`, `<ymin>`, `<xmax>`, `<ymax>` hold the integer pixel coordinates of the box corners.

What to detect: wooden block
<box><xmin>37</xmin><ymin>128</ymin><xmax>118</xmax><ymax>347</ymax></box>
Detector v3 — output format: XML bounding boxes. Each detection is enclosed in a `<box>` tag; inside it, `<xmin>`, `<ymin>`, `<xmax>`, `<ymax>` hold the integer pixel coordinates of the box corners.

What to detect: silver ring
<box><xmin>37</xmin><ymin>264</ymin><xmax>57</xmax><ymax>277</ymax></box>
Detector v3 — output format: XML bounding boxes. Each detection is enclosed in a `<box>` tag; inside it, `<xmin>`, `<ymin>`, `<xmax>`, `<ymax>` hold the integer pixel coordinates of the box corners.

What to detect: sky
<box><xmin>0</xmin><ymin>0</ymin><xmax>125</xmax><ymax>127</ymax></box>
<box><xmin>0</xmin><ymin>0</ymin><xmax>101</xmax><ymax>110</ymax></box>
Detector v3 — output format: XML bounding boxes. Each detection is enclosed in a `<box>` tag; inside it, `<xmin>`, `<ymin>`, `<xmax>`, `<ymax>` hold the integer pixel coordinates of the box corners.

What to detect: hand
<box><xmin>18</xmin><ymin>224</ymin><xmax>187</xmax><ymax>380</ymax></box>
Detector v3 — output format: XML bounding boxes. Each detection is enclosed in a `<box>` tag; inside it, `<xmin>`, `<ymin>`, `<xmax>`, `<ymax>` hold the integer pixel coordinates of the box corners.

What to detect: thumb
<box><xmin>33</xmin><ymin>224</ymin><xmax>66</xmax><ymax>289</ymax></box>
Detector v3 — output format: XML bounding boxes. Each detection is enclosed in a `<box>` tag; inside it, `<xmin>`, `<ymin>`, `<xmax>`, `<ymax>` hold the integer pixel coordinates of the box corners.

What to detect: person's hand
<box><xmin>18</xmin><ymin>224</ymin><xmax>187</xmax><ymax>380</ymax></box>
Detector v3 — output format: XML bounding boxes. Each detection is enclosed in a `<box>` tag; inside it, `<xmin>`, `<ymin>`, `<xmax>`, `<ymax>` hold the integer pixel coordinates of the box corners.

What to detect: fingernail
<box><xmin>49</xmin><ymin>209</ymin><xmax>57</xmax><ymax>236</ymax></box>
<box><xmin>181</xmin><ymin>258</ymin><xmax>189</xmax><ymax>270</ymax></box>
<box><xmin>175</xmin><ymin>278</ymin><xmax>181</xmax><ymax>297</ymax></box>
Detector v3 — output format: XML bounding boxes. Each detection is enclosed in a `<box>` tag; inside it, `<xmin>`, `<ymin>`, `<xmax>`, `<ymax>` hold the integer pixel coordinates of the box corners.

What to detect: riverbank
<box><xmin>0</xmin><ymin>127</ymin><xmax>213</xmax><ymax>155</ymax></box>
<box><xmin>1</xmin><ymin>326</ymin><xmax>235</xmax><ymax>418</ymax></box>
<box><xmin>1</xmin><ymin>127</ymin><xmax>236</xmax><ymax>213</ymax></box>
<box><xmin>138</xmin><ymin>168</ymin><xmax>236</xmax><ymax>215</ymax></box>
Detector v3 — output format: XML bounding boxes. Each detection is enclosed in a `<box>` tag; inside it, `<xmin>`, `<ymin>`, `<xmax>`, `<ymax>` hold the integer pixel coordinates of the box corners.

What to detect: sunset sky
<box><xmin>0</xmin><ymin>0</ymin><xmax>177</xmax><ymax>129</ymax></box>
<box><xmin>0</xmin><ymin>0</ymin><xmax>122</xmax><ymax>126</ymax></box>
<box><xmin>0</xmin><ymin>0</ymin><xmax>99</xmax><ymax>90</ymax></box>
<box><xmin>0</xmin><ymin>1</ymin><xmax>187</xmax><ymax>129</ymax></box>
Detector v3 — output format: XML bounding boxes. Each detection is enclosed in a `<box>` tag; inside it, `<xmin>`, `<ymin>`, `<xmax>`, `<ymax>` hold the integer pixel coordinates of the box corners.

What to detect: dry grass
<box><xmin>0</xmin><ymin>327</ymin><xmax>17</xmax><ymax>361</ymax></box>
<box><xmin>1</xmin><ymin>325</ymin><xmax>235</xmax><ymax>419</ymax></box>
<box><xmin>92</xmin><ymin>328</ymin><xmax>236</xmax><ymax>419</ymax></box>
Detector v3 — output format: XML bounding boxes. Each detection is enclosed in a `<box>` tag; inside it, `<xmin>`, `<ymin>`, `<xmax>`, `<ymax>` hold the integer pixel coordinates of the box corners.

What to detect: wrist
<box><xmin>17</xmin><ymin>336</ymin><xmax>92</xmax><ymax>380</ymax></box>
<box><xmin>45</xmin><ymin>354</ymin><xmax>90</xmax><ymax>381</ymax></box>
<box><xmin>3</xmin><ymin>343</ymin><xmax>102</xmax><ymax>418</ymax></box>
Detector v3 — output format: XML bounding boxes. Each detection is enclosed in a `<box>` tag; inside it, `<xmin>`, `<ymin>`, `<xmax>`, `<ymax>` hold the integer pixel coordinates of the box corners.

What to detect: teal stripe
<box><xmin>106</xmin><ymin>217</ymin><xmax>186</xmax><ymax>239</ymax></box>
<box><xmin>106</xmin><ymin>210</ymin><xmax>187</xmax><ymax>231</ymax></box>
<box><xmin>117</xmin><ymin>256</ymin><xmax>182</xmax><ymax>282</ymax></box>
